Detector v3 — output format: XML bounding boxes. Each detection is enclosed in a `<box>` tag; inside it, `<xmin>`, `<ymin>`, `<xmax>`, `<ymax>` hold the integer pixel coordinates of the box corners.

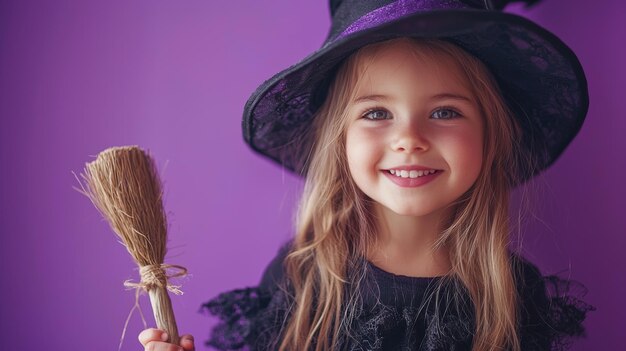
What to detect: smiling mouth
<box><xmin>384</xmin><ymin>169</ymin><xmax>442</xmax><ymax>179</ymax></box>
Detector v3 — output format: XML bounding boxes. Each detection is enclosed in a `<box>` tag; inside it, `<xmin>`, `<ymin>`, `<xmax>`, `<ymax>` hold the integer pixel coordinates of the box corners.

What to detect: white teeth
<box><xmin>388</xmin><ymin>169</ymin><xmax>437</xmax><ymax>178</ymax></box>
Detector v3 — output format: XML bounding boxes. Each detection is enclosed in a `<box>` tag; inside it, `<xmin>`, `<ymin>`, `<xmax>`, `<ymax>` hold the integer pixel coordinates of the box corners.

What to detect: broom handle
<box><xmin>148</xmin><ymin>288</ymin><xmax>180</xmax><ymax>345</ymax></box>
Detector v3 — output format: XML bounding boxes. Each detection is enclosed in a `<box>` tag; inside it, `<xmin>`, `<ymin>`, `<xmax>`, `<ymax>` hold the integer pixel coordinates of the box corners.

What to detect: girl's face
<box><xmin>344</xmin><ymin>40</ymin><xmax>484</xmax><ymax>218</ymax></box>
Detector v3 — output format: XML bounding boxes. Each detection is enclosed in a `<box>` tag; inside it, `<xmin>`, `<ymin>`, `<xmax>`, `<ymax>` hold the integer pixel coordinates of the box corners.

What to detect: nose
<box><xmin>390</xmin><ymin>120</ymin><xmax>429</xmax><ymax>153</ymax></box>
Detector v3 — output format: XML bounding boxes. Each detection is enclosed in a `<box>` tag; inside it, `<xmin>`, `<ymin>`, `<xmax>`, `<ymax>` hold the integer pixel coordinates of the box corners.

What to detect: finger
<box><xmin>138</xmin><ymin>328</ymin><xmax>168</xmax><ymax>347</ymax></box>
<box><xmin>179</xmin><ymin>334</ymin><xmax>195</xmax><ymax>351</ymax></box>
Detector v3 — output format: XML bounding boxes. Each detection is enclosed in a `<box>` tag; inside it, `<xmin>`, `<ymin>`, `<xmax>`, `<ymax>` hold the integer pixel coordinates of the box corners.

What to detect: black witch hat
<box><xmin>242</xmin><ymin>0</ymin><xmax>588</xmax><ymax>183</ymax></box>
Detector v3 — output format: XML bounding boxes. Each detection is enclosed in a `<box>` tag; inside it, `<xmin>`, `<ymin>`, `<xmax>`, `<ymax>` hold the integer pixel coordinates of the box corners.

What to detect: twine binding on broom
<box><xmin>124</xmin><ymin>263</ymin><xmax>188</xmax><ymax>295</ymax></box>
<box><xmin>118</xmin><ymin>263</ymin><xmax>189</xmax><ymax>351</ymax></box>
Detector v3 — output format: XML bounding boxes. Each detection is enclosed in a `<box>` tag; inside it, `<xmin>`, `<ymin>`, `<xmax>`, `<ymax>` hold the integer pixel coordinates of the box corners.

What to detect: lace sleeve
<box><xmin>517</xmin><ymin>258</ymin><xmax>595</xmax><ymax>351</ymax></box>
<box><xmin>201</xmin><ymin>240</ymin><xmax>293</xmax><ymax>350</ymax></box>
<box><xmin>542</xmin><ymin>275</ymin><xmax>595</xmax><ymax>350</ymax></box>
<box><xmin>201</xmin><ymin>287</ymin><xmax>273</xmax><ymax>350</ymax></box>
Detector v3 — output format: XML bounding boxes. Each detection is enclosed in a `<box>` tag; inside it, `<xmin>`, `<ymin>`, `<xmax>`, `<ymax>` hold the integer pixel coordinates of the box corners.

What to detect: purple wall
<box><xmin>0</xmin><ymin>1</ymin><xmax>623</xmax><ymax>350</ymax></box>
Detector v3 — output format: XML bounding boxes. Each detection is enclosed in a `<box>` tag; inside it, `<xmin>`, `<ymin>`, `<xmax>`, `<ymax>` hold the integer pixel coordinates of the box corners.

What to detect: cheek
<box><xmin>345</xmin><ymin>128</ymin><xmax>383</xmax><ymax>184</ymax></box>
<box><xmin>442</xmin><ymin>128</ymin><xmax>483</xmax><ymax>181</ymax></box>
<box><xmin>346</xmin><ymin>128</ymin><xmax>379</xmax><ymax>164</ymax></box>
<box><xmin>461</xmin><ymin>131</ymin><xmax>483</xmax><ymax>181</ymax></box>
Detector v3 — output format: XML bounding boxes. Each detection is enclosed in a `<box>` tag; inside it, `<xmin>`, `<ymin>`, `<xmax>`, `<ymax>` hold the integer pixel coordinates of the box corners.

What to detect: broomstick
<box><xmin>76</xmin><ymin>146</ymin><xmax>186</xmax><ymax>346</ymax></box>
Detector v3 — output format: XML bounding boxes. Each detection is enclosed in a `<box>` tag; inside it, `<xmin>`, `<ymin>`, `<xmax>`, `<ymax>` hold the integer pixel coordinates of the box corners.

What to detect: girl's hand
<box><xmin>138</xmin><ymin>328</ymin><xmax>195</xmax><ymax>351</ymax></box>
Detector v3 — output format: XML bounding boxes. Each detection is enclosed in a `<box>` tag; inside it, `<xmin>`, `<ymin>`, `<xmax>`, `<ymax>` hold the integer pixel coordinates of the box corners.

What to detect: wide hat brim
<box><xmin>242</xmin><ymin>4</ymin><xmax>588</xmax><ymax>184</ymax></box>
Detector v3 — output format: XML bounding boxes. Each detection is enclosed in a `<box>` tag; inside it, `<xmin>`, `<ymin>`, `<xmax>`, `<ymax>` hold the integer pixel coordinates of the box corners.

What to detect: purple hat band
<box><xmin>338</xmin><ymin>0</ymin><xmax>470</xmax><ymax>39</ymax></box>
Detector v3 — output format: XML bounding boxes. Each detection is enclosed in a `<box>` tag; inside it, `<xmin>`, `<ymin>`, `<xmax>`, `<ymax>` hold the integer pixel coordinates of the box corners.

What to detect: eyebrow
<box><xmin>352</xmin><ymin>93</ymin><xmax>472</xmax><ymax>104</ymax></box>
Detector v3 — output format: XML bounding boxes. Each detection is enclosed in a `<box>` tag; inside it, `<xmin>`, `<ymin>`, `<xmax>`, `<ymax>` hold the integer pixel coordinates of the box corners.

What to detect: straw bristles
<box><xmin>76</xmin><ymin>145</ymin><xmax>182</xmax><ymax>346</ymax></box>
<box><xmin>80</xmin><ymin>146</ymin><xmax>168</xmax><ymax>266</ymax></box>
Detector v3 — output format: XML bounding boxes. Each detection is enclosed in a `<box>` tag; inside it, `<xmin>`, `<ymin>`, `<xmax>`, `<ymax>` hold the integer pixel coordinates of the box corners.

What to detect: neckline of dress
<box><xmin>364</xmin><ymin>259</ymin><xmax>447</xmax><ymax>285</ymax></box>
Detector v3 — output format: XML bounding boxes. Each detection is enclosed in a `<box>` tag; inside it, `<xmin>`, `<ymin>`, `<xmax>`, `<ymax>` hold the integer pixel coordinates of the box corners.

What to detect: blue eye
<box><xmin>362</xmin><ymin>109</ymin><xmax>391</xmax><ymax>120</ymax></box>
<box><xmin>431</xmin><ymin>108</ymin><xmax>460</xmax><ymax>119</ymax></box>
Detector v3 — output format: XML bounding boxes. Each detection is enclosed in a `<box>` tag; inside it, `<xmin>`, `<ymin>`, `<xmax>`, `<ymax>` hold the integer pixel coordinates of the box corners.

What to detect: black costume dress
<box><xmin>202</xmin><ymin>242</ymin><xmax>594</xmax><ymax>351</ymax></box>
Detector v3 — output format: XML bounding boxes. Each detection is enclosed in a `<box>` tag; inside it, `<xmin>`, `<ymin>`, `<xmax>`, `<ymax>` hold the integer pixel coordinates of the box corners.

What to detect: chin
<box><xmin>386</xmin><ymin>204</ymin><xmax>440</xmax><ymax>218</ymax></box>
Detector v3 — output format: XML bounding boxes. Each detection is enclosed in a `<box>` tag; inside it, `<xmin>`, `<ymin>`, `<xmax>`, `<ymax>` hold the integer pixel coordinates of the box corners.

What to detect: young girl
<box><xmin>140</xmin><ymin>0</ymin><xmax>593</xmax><ymax>350</ymax></box>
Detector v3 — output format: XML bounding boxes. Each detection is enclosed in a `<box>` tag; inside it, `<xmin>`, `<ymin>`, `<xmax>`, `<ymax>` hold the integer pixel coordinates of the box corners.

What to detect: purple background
<box><xmin>1</xmin><ymin>1</ymin><xmax>624</xmax><ymax>350</ymax></box>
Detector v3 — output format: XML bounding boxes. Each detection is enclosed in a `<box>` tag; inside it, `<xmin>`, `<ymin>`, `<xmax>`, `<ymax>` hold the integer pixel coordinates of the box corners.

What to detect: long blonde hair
<box><xmin>278</xmin><ymin>37</ymin><xmax>533</xmax><ymax>351</ymax></box>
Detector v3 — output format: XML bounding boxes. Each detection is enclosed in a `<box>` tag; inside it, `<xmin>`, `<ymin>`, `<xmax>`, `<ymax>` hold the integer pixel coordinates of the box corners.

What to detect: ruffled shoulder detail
<box><xmin>541</xmin><ymin>275</ymin><xmax>595</xmax><ymax>350</ymax></box>
<box><xmin>201</xmin><ymin>287</ymin><xmax>273</xmax><ymax>350</ymax></box>
<box><xmin>515</xmin><ymin>256</ymin><xmax>595</xmax><ymax>351</ymax></box>
<box><xmin>201</xmin><ymin>241</ymin><xmax>294</xmax><ymax>350</ymax></box>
